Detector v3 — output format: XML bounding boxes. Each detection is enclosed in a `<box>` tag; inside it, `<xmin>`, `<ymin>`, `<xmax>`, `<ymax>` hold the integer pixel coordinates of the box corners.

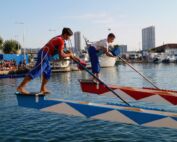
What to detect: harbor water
<box><xmin>0</xmin><ymin>63</ymin><xmax>177</xmax><ymax>142</ymax></box>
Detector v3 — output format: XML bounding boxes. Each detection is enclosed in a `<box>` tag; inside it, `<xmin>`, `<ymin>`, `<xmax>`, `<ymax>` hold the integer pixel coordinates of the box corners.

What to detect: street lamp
<box><xmin>15</xmin><ymin>22</ymin><xmax>25</xmax><ymax>59</ymax></box>
<box><xmin>48</xmin><ymin>29</ymin><xmax>56</xmax><ymax>36</ymax></box>
<box><xmin>14</xmin><ymin>35</ymin><xmax>21</xmax><ymax>52</ymax></box>
<box><xmin>48</xmin><ymin>29</ymin><xmax>56</xmax><ymax>32</ymax></box>
<box><xmin>108</xmin><ymin>28</ymin><xmax>111</xmax><ymax>31</ymax></box>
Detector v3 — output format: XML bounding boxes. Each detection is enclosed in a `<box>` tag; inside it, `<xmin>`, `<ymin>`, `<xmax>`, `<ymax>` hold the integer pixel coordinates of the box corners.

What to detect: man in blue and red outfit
<box><xmin>17</xmin><ymin>27</ymin><xmax>76</xmax><ymax>94</ymax></box>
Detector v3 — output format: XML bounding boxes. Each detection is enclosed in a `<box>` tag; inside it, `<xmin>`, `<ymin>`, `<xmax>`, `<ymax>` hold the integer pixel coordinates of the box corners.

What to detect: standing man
<box><xmin>88</xmin><ymin>33</ymin><xmax>116</xmax><ymax>80</ymax></box>
<box><xmin>17</xmin><ymin>27</ymin><xmax>75</xmax><ymax>94</ymax></box>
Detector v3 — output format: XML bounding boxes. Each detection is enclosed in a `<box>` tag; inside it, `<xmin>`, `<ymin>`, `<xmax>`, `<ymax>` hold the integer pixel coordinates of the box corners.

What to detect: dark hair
<box><xmin>108</xmin><ymin>33</ymin><xmax>115</xmax><ymax>38</ymax></box>
<box><xmin>62</xmin><ymin>27</ymin><xmax>73</xmax><ymax>36</ymax></box>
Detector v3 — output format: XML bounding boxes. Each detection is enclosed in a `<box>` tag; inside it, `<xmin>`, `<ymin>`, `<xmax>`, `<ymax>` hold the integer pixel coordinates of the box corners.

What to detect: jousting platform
<box><xmin>79</xmin><ymin>79</ymin><xmax>177</xmax><ymax>106</ymax></box>
<box><xmin>15</xmin><ymin>93</ymin><xmax>177</xmax><ymax>129</ymax></box>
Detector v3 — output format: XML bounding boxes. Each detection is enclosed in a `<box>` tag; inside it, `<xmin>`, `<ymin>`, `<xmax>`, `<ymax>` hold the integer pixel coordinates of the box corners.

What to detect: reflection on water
<box><xmin>104</xmin><ymin>63</ymin><xmax>177</xmax><ymax>90</ymax></box>
<box><xmin>52</xmin><ymin>72</ymin><xmax>71</xmax><ymax>85</ymax></box>
<box><xmin>1</xmin><ymin>63</ymin><xmax>177</xmax><ymax>141</ymax></box>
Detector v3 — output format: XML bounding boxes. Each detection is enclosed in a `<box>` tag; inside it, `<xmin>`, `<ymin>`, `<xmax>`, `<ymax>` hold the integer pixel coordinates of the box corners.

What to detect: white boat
<box><xmin>50</xmin><ymin>58</ymin><xmax>70</xmax><ymax>72</ymax></box>
<box><xmin>83</xmin><ymin>37</ymin><xmax>117</xmax><ymax>68</ymax></box>
<box><xmin>86</xmin><ymin>55</ymin><xmax>117</xmax><ymax>68</ymax></box>
<box><xmin>167</xmin><ymin>55</ymin><xmax>176</xmax><ymax>63</ymax></box>
<box><xmin>99</xmin><ymin>55</ymin><xmax>117</xmax><ymax>67</ymax></box>
<box><xmin>161</xmin><ymin>55</ymin><xmax>177</xmax><ymax>63</ymax></box>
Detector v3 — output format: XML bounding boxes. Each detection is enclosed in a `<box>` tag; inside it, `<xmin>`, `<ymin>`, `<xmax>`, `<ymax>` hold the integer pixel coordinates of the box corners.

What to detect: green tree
<box><xmin>3</xmin><ymin>40</ymin><xmax>21</xmax><ymax>54</ymax></box>
<box><xmin>0</xmin><ymin>36</ymin><xmax>3</xmax><ymax>50</ymax></box>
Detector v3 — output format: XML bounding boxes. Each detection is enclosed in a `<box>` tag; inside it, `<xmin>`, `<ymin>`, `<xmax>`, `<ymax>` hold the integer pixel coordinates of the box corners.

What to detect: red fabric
<box><xmin>43</xmin><ymin>35</ymin><xmax>64</xmax><ymax>56</ymax></box>
<box><xmin>79</xmin><ymin>80</ymin><xmax>117</xmax><ymax>94</ymax></box>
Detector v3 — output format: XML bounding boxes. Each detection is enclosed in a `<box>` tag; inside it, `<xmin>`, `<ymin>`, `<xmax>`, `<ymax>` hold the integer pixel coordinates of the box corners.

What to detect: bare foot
<box><xmin>40</xmin><ymin>88</ymin><xmax>51</xmax><ymax>94</ymax></box>
<box><xmin>17</xmin><ymin>86</ymin><xmax>29</xmax><ymax>95</ymax></box>
<box><xmin>88</xmin><ymin>77</ymin><xmax>98</xmax><ymax>83</ymax></box>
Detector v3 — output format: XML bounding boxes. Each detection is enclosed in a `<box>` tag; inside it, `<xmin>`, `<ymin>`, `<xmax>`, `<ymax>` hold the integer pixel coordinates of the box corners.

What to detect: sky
<box><xmin>0</xmin><ymin>0</ymin><xmax>177</xmax><ymax>51</ymax></box>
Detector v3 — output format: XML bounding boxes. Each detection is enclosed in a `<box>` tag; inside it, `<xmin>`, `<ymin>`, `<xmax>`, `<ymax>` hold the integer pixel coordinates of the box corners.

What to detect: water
<box><xmin>1</xmin><ymin>63</ymin><xmax>177</xmax><ymax>142</ymax></box>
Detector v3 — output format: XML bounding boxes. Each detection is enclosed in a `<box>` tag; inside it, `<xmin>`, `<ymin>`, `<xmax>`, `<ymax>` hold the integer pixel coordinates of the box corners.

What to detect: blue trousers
<box><xmin>28</xmin><ymin>49</ymin><xmax>51</xmax><ymax>80</ymax></box>
<box><xmin>88</xmin><ymin>46</ymin><xmax>100</xmax><ymax>74</ymax></box>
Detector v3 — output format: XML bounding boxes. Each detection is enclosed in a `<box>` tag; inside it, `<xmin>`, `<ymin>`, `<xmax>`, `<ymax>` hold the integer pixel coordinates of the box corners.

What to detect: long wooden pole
<box><xmin>68</xmin><ymin>40</ymin><xmax>130</xmax><ymax>106</ymax></box>
<box><xmin>72</xmin><ymin>57</ymin><xmax>131</xmax><ymax>106</ymax></box>
<box><xmin>118</xmin><ymin>55</ymin><xmax>159</xmax><ymax>89</ymax></box>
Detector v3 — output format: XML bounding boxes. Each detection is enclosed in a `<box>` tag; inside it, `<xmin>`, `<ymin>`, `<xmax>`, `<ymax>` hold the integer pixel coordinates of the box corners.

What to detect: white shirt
<box><xmin>92</xmin><ymin>39</ymin><xmax>108</xmax><ymax>51</ymax></box>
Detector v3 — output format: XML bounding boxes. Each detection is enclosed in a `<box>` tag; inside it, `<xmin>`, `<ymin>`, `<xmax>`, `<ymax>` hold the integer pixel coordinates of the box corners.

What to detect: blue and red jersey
<box><xmin>28</xmin><ymin>35</ymin><xmax>68</xmax><ymax>80</ymax></box>
<box><xmin>42</xmin><ymin>35</ymin><xmax>65</xmax><ymax>57</ymax></box>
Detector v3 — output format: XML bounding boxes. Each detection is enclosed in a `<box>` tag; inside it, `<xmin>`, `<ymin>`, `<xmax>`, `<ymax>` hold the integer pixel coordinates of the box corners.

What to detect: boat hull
<box><xmin>15</xmin><ymin>94</ymin><xmax>177</xmax><ymax>129</ymax></box>
<box><xmin>0</xmin><ymin>74</ymin><xmax>25</xmax><ymax>79</ymax></box>
<box><xmin>50</xmin><ymin>59</ymin><xmax>70</xmax><ymax>72</ymax></box>
<box><xmin>86</xmin><ymin>56</ymin><xmax>117</xmax><ymax>68</ymax></box>
<box><xmin>79</xmin><ymin>79</ymin><xmax>177</xmax><ymax>105</ymax></box>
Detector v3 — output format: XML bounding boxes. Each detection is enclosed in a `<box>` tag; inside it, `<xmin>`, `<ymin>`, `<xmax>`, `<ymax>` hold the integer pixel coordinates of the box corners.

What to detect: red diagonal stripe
<box><xmin>120</xmin><ymin>88</ymin><xmax>155</xmax><ymax>100</ymax></box>
<box><xmin>161</xmin><ymin>95</ymin><xmax>177</xmax><ymax>105</ymax></box>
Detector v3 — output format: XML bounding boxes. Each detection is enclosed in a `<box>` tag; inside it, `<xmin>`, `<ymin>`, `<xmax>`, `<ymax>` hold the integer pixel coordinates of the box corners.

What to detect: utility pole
<box><xmin>15</xmin><ymin>22</ymin><xmax>25</xmax><ymax>59</ymax></box>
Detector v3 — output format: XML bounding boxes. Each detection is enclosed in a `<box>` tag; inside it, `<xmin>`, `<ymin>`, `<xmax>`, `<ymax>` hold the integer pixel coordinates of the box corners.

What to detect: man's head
<box><xmin>62</xmin><ymin>27</ymin><xmax>73</xmax><ymax>40</ymax></box>
<box><xmin>107</xmin><ymin>33</ymin><xmax>115</xmax><ymax>43</ymax></box>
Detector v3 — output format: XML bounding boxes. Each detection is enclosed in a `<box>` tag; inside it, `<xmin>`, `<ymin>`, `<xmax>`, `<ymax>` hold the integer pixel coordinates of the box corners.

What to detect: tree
<box><xmin>3</xmin><ymin>40</ymin><xmax>21</xmax><ymax>54</ymax></box>
<box><xmin>0</xmin><ymin>36</ymin><xmax>3</xmax><ymax>50</ymax></box>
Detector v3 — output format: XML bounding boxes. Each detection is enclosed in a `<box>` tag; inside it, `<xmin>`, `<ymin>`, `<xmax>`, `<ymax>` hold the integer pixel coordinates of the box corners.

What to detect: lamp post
<box><xmin>48</xmin><ymin>29</ymin><xmax>56</xmax><ymax>32</ymax></box>
<box><xmin>14</xmin><ymin>35</ymin><xmax>21</xmax><ymax>53</ymax></box>
<box><xmin>108</xmin><ymin>28</ymin><xmax>111</xmax><ymax>32</ymax></box>
<box><xmin>48</xmin><ymin>29</ymin><xmax>56</xmax><ymax>36</ymax></box>
<box><xmin>15</xmin><ymin>22</ymin><xmax>26</xmax><ymax>60</ymax></box>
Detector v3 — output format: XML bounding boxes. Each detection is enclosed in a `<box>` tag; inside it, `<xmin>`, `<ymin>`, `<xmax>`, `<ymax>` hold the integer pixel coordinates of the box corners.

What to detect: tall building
<box><xmin>74</xmin><ymin>31</ymin><xmax>82</xmax><ymax>52</ymax></box>
<box><xmin>142</xmin><ymin>26</ymin><xmax>155</xmax><ymax>51</ymax></box>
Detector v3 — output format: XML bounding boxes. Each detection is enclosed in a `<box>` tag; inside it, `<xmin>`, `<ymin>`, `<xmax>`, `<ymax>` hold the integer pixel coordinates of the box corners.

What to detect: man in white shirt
<box><xmin>88</xmin><ymin>33</ymin><xmax>115</xmax><ymax>79</ymax></box>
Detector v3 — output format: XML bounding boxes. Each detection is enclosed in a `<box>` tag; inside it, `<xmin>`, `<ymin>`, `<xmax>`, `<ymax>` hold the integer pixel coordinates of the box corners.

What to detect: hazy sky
<box><xmin>0</xmin><ymin>0</ymin><xmax>177</xmax><ymax>51</ymax></box>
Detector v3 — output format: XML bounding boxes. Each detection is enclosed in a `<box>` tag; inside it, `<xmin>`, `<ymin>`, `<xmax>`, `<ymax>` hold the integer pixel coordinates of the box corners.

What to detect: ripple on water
<box><xmin>1</xmin><ymin>64</ymin><xmax>177</xmax><ymax>141</ymax></box>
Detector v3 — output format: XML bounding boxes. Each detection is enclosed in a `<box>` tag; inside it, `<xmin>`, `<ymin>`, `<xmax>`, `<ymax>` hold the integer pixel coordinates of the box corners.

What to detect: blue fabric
<box><xmin>110</xmin><ymin>47</ymin><xmax>120</xmax><ymax>56</ymax></box>
<box><xmin>88</xmin><ymin>46</ymin><xmax>100</xmax><ymax>74</ymax></box>
<box><xmin>0</xmin><ymin>54</ymin><xmax>29</xmax><ymax>65</ymax></box>
<box><xmin>28</xmin><ymin>49</ymin><xmax>51</xmax><ymax>80</ymax></box>
<box><xmin>0</xmin><ymin>54</ymin><xmax>3</xmax><ymax>60</ymax></box>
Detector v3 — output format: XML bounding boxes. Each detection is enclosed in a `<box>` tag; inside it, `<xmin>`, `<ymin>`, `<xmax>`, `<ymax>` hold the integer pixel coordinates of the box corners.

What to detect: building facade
<box><xmin>119</xmin><ymin>45</ymin><xmax>127</xmax><ymax>55</ymax></box>
<box><xmin>74</xmin><ymin>31</ymin><xmax>82</xmax><ymax>52</ymax></box>
<box><xmin>151</xmin><ymin>44</ymin><xmax>177</xmax><ymax>55</ymax></box>
<box><xmin>142</xmin><ymin>26</ymin><xmax>155</xmax><ymax>51</ymax></box>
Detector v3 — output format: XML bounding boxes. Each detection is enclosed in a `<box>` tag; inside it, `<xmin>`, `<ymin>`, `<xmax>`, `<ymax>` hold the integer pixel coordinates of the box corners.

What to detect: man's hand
<box><xmin>71</xmin><ymin>56</ymin><xmax>82</xmax><ymax>63</ymax></box>
<box><xmin>106</xmin><ymin>51</ymin><xmax>114</xmax><ymax>57</ymax></box>
<box><xmin>64</xmin><ymin>50</ymin><xmax>74</xmax><ymax>58</ymax></box>
<box><xmin>69</xmin><ymin>52</ymin><xmax>75</xmax><ymax>58</ymax></box>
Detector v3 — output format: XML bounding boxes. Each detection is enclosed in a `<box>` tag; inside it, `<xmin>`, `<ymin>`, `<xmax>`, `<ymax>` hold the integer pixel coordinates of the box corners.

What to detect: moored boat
<box><xmin>82</xmin><ymin>53</ymin><xmax>117</xmax><ymax>68</ymax></box>
<box><xmin>0</xmin><ymin>73</ymin><xmax>25</xmax><ymax>79</ymax></box>
<box><xmin>99</xmin><ymin>55</ymin><xmax>117</xmax><ymax>67</ymax></box>
<box><xmin>50</xmin><ymin>58</ymin><xmax>70</xmax><ymax>72</ymax></box>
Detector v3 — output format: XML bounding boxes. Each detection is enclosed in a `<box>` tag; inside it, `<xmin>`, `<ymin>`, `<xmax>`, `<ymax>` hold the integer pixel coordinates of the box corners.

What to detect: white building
<box><xmin>142</xmin><ymin>26</ymin><xmax>155</xmax><ymax>51</ymax></box>
<box><xmin>74</xmin><ymin>31</ymin><xmax>82</xmax><ymax>52</ymax></box>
